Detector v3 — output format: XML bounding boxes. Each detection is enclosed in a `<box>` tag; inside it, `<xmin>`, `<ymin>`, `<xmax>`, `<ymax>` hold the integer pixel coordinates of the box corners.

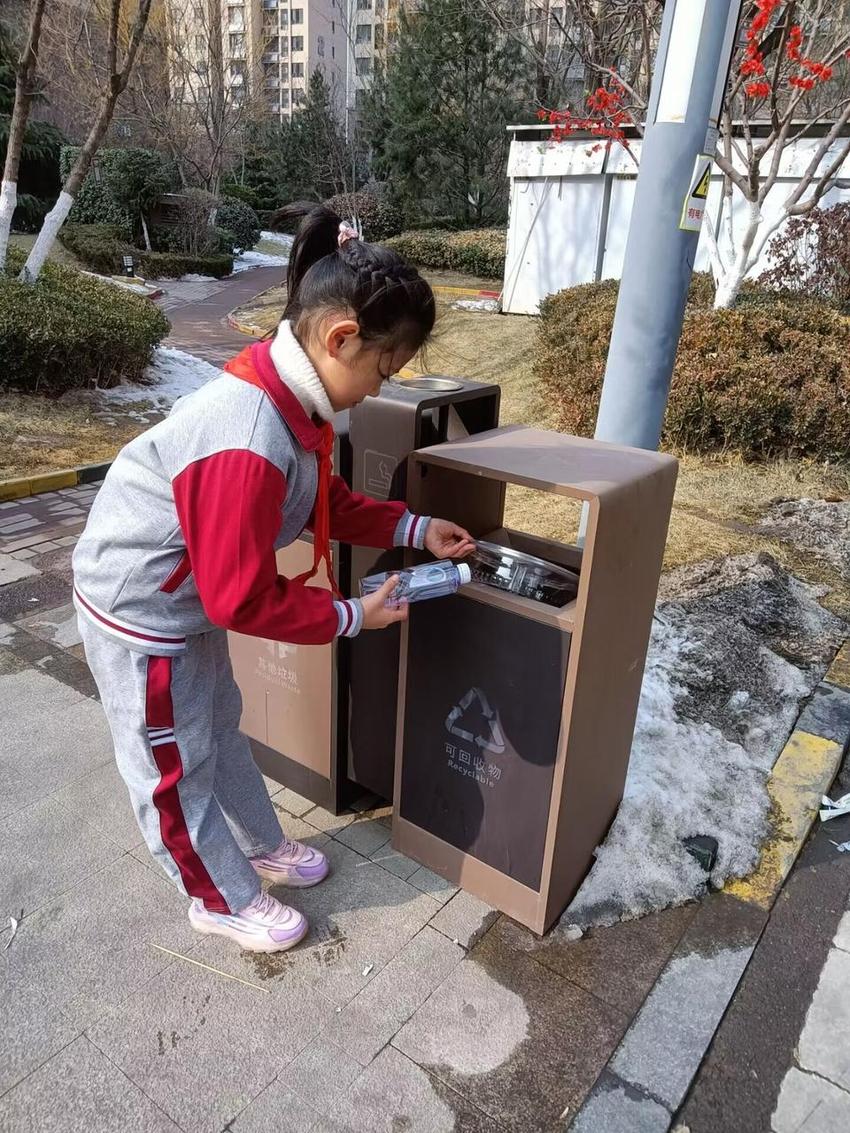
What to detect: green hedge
<box><xmin>0</xmin><ymin>250</ymin><xmax>170</xmax><ymax>394</ymax></box>
<box><xmin>324</xmin><ymin>190</ymin><xmax>404</xmax><ymax>243</ymax></box>
<box><xmin>58</xmin><ymin>224</ymin><xmax>233</xmax><ymax>279</ymax></box>
<box><xmin>217</xmin><ymin>197</ymin><xmax>261</xmax><ymax>251</ymax></box>
<box><xmin>59</xmin><ymin>148</ymin><xmax>132</xmax><ymax>232</ymax></box>
<box><xmin>386</xmin><ymin>229</ymin><xmax>506</xmax><ymax>279</ymax></box>
<box><xmin>535</xmin><ymin>274</ymin><xmax>850</xmax><ymax>460</ymax></box>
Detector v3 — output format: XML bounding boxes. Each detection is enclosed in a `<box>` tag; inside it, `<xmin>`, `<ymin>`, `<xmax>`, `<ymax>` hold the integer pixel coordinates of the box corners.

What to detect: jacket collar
<box><xmin>224</xmin><ymin>339</ymin><xmax>324</xmax><ymax>453</ymax></box>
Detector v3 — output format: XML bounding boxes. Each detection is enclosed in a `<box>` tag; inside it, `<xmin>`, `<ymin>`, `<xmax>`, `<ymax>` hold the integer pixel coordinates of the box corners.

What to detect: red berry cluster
<box><xmin>741</xmin><ymin>3</ymin><xmax>837</xmax><ymax>100</ymax></box>
<box><xmin>537</xmin><ymin>84</ymin><xmax>632</xmax><ymax>152</ymax></box>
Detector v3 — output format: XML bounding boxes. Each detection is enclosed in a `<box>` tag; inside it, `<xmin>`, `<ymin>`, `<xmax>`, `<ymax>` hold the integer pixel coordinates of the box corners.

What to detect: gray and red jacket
<box><xmin>72</xmin><ymin>337</ymin><xmax>429</xmax><ymax>654</ymax></box>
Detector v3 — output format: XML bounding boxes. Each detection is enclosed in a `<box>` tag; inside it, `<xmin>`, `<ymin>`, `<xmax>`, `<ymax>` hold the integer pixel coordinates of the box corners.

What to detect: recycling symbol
<box><xmin>445</xmin><ymin>688</ymin><xmax>506</xmax><ymax>755</ymax></box>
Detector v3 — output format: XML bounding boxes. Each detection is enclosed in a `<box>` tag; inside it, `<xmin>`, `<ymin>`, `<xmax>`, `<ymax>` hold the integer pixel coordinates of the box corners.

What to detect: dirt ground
<box><xmin>1</xmin><ymin>393</ymin><xmax>141</xmax><ymax>481</ymax></box>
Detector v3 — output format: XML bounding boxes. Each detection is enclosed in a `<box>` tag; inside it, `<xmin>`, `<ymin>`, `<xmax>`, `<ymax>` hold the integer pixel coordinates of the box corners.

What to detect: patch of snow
<box><xmin>452</xmin><ymin>298</ymin><xmax>500</xmax><ymax>313</ymax></box>
<box><xmin>99</xmin><ymin>346</ymin><xmax>222</xmax><ymax>413</ymax></box>
<box><xmin>760</xmin><ymin>498</ymin><xmax>850</xmax><ymax>580</ymax></box>
<box><xmin>260</xmin><ymin>230</ymin><xmax>294</xmax><ymax>249</ymax></box>
<box><xmin>231</xmin><ymin>232</ymin><xmax>292</xmax><ymax>273</ymax></box>
<box><xmin>180</xmin><ymin>273</ymin><xmax>219</xmax><ymax>283</ymax></box>
<box><xmin>563</xmin><ymin>553</ymin><xmax>846</xmax><ymax>929</ymax></box>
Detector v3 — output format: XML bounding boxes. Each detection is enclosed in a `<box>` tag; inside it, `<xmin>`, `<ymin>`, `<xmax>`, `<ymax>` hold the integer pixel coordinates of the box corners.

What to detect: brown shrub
<box><xmin>535</xmin><ymin>275</ymin><xmax>850</xmax><ymax>459</ymax></box>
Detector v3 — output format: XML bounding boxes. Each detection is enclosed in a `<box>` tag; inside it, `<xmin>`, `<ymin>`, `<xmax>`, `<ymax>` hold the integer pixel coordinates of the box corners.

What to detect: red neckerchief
<box><xmin>223</xmin><ymin>341</ymin><xmax>342</xmax><ymax>598</ymax></box>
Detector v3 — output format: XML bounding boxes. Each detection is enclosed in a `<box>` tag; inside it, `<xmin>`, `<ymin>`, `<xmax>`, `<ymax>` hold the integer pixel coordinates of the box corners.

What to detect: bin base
<box><xmin>249</xmin><ymin>737</ymin><xmax>358</xmax><ymax>816</ymax></box>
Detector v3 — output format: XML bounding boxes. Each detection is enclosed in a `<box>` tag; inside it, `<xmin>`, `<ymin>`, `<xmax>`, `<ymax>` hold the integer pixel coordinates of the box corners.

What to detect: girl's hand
<box><xmin>424</xmin><ymin>519</ymin><xmax>476</xmax><ymax>560</ymax></box>
<box><xmin>360</xmin><ymin>576</ymin><xmax>409</xmax><ymax>630</ymax></box>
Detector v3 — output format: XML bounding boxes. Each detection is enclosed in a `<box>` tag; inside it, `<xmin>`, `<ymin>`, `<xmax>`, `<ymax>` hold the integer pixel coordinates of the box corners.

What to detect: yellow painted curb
<box><xmin>825</xmin><ymin>641</ymin><xmax>850</xmax><ymax>690</ymax></box>
<box><xmin>0</xmin><ymin>469</ymin><xmax>78</xmax><ymax>502</ymax></box>
<box><xmin>724</xmin><ymin>729</ymin><xmax>843</xmax><ymax>909</ymax></box>
<box><xmin>432</xmin><ymin>285</ymin><xmax>496</xmax><ymax>300</ymax></box>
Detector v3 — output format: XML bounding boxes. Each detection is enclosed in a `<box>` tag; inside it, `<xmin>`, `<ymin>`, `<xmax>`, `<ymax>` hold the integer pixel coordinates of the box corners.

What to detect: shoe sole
<box><xmin>187</xmin><ymin>906</ymin><xmax>309</xmax><ymax>953</ymax></box>
<box><xmin>252</xmin><ymin>863</ymin><xmax>330</xmax><ymax>889</ymax></box>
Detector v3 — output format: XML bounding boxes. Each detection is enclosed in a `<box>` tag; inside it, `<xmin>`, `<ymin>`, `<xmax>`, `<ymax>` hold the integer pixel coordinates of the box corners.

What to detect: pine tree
<box><xmin>363</xmin><ymin>0</ymin><xmax>528</xmax><ymax>226</ymax></box>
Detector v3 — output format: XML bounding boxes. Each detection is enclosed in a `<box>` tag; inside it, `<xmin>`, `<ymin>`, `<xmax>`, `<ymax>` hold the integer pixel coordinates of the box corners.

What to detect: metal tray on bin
<box><xmin>471</xmin><ymin>541</ymin><xmax>580</xmax><ymax>607</ymax></box>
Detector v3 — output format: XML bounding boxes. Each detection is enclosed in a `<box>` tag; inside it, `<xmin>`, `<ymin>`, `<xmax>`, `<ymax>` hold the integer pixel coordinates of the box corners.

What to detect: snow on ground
<box><xmin>100</xmin><ymin>347</ymin><xmax>222</xmax><ymax>415</ymax></box>
<box><xmin>231</xmin><ymin>231</ymin><xmax>293</xmax><ymax>273</ymax></box>
<box><xmin>760</xmin><ymin>498</ymin><xmax>850</xmax><ymax>580</ymax></box>
<box><xmin>452</xmin><ymin>298</ymin><xmax>500</xmax><ymax>313</ymax></box>
<box><xmin>562</xmin><ymin>553</ymin><xmax>846</xmax><ymax>931</ymax></box>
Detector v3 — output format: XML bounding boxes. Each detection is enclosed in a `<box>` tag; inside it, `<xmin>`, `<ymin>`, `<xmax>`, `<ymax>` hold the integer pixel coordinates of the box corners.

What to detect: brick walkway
<box><xmin>0</xmin><ymin>483</ymin><xmax>100</xmax><ymax>560</ymax></box>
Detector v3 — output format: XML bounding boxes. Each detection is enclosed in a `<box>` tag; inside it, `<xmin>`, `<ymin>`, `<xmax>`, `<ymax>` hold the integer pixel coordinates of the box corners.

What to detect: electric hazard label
<box><xmin>680</xmin><ymin>154</ymin><xmax>712</xmax><ymax>233</ymax></box>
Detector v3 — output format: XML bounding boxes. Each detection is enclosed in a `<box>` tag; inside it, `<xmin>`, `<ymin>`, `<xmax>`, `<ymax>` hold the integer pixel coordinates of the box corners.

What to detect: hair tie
<box><xmin>338</xmin><ymin>221</ymin><xmax>359</xmax><ymax>248</ymax></box>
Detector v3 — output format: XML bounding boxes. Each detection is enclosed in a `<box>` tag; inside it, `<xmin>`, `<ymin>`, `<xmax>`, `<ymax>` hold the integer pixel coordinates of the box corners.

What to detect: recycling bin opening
<box><xmin>392</xmin><ymin>425</ymin><xmax>677</xmax><ymax>935</ymax></box>
<box><xmin>392</xmin><ymin>377</ymin><xmax>464</xmax><ymax>392</ymax></box>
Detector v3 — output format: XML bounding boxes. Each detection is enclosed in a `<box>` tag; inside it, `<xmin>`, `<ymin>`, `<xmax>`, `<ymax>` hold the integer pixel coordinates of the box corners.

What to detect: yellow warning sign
<box><xmin>693</xmin><ymin>166</ymin><xmax>710</xmax><ymax>199</ymax></box>
<box><xmin>680</xmin><ymin>154</ymin><xmax>713</xmax><ymax>233</ymax></box>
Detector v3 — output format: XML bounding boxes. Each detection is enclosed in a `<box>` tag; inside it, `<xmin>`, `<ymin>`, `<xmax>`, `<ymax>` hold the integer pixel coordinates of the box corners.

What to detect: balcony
<box><xmin>264</xmin><ymin>76</ymin><xmax>281</xmax><ymax>89</ymax></box>
<box><xmin>262</xmin><ymin>52</ymin><xmax>280</xmax><ymax>64</ymax></box>
<box><xmin>262</xmin><ymin>0</ymin><xmax>279</xmax><ymax>8</ymax></box>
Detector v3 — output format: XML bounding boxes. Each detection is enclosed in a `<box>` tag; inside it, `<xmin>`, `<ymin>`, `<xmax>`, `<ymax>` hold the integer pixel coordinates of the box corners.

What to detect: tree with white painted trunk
<box><xmin>708</xmin><ymin>0</ymin><xmax>850</xmax><ymax>309</ymax></box>
<box><xmin>20</xmin><ymin>0</ymin><xmax>154</xmax><ymax>284</ymax></box>
<box><xmin>0</xmin><ymin>0</ymin><xmax>47</xmax><ymax>275</ymax></box>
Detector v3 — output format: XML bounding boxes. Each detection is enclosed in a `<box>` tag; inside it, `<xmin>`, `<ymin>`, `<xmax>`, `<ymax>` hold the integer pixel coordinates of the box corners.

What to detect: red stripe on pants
<box><xmin>145</xmin><ymin>655</ymin><xmax>230</xmax><ymax>913</ymax></box>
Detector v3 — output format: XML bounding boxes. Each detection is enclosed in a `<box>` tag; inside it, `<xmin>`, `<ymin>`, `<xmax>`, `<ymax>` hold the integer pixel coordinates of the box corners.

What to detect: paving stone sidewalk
<box><xmin>0</xmin><ymin>484</ymin><xmax>840</xmax><ymax>1133</ymax></box>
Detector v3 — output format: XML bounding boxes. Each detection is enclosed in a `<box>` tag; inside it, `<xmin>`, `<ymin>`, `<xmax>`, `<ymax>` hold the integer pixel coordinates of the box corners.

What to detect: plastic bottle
<box><xmin>360</xmin><ymin>561</ymin><xmax>472</xmax><ymax>607</ymax></box>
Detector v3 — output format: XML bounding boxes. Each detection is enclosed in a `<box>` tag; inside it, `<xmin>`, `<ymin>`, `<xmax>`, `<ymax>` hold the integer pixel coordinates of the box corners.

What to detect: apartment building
<box><xmin>171</xmin><ymin>1</ymin><xmax>350</xmax><ymax>121</ymax></box>
<box><xmin>255</xmin><ymin>0</ymin><xmax>349</xmax><ymax>117</ymax></box>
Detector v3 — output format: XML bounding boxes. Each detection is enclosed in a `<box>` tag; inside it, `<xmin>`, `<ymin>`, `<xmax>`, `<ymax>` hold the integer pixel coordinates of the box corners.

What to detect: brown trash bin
<box><xmin>392</xmin><ymin>425</ymin><xmax>678</xmax><ymax>934</ymax></box>
<box><xmin>228</xmin><ymin>378</ymin><xmax>500</xmax><ymax>813</ymax></box>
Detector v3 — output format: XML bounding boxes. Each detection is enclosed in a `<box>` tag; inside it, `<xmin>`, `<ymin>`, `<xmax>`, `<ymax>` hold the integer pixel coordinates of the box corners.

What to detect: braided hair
<box><xmin>273</xmin><ymin>202</ymin><xmax>435</xmax><ymax>356</ymax></box>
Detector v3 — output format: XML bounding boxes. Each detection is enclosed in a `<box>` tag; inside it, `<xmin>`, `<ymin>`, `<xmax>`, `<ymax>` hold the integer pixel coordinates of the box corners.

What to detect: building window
<box><xmin>292</xmin><ymin>61</ymin><xmax>304</xmax><ymax>77</ymax></box>
<box><xmin>357</xmin><ymin>0</ymin><xmax>372</xmax><ymax>9</ymax></box>
<box><xmin>291</xmin><ymin>35</ymin><xmax>303</xmax><ymax>51</ymax></box>
<box><xmin>355</xmin><ymin>56</ymin><xmax>371</xmax><ymax>75</ymax></box>
<box><xmin>194</xmin><ymin>34</ymin><xmax>205</xmax><ymax>53</ymax></box>
<box><xmin>231</xmin><ymin>60</ymin><xmax>247</xmax><ymax>76</ymax></box>
<box><xmin>374</xmin><ymin>24</ymin><xmax>384</xmax><ymax>49</ymax></box>
<box><xmin>376</xmin><ymin>0</ymin><xmax>384</xmax><ymax>11</ymax></box>
<box><xmin>355</xmin><ymin>89</ymin><xmax>367</xmax><ymax>109</ymax></box>
<box><xmin>332</xmin><ymin>45</ymin><xmax>335</xmax><ymax>58</ymax></box>
<box><xmin>331</xmin><ymin>20</ymin><xmax>335</xmax><ymax>32</ymax></box>
<box><xmin>281</xmin><ymin>61</ymin><xmax>289</xmax><ymax>79</ymax></box>
<box><xmin>281</xmin><ymin>89</ymin><xmax>290</xmax><ymax>106</ymax></box>
<box><xmin>229</xmin><ymin>33</ymin><xmax>246</xmax><ymax>54</ymax></box>
<box><xmin>228</xmin><ymin>8</ymin><xmax>244</xmax><ymax>30</ymax></box>
<box><xmin>291</xmin><ymin>8</ymin><xmax>303</xmax><ymax>24</ymax></box>
<box><xmin>280</xmin><ymin>11</ymin><xmax>288</xmax><ymax>26</ymax></box>
<box><xmin>356</xmin><ymin>23</ymin><xmax>371</xmax><ymax>44</ymax></box>
<box><xmin>293</xmin><ymin>89</ymin><xmax>306</xmax><ymax>106</ymax></box>
<box><xmin>317</xmin><ymin>34</ymin><xmax>325</xmax><ymax>57</ymax></box>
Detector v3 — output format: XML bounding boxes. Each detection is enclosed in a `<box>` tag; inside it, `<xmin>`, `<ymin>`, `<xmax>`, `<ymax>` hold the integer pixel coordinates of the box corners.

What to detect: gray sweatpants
<box><xmin>79</xmin><ymin>618</ymin><xmax>284</xmax><ymax>914</ymax></box>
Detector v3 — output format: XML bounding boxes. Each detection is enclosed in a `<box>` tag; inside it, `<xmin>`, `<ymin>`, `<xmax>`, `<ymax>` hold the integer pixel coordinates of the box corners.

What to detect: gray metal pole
<box><xmin>593</xmin><ymin>0</ymin><xmax>744</xmax><ymax>451</ymax></box>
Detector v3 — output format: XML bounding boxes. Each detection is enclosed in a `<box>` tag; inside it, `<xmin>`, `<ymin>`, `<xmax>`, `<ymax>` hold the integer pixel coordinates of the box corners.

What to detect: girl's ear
<box><xmin>325</xmin><ymin>318</ymin><xmax>360</xmax><ymax>359</ymax></box>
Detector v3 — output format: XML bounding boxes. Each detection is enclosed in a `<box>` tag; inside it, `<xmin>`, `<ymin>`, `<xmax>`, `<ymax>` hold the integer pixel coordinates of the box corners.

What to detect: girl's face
<box><xmin>309</xmin><ymin>317</ymin><xmax>417</xmax><ymax>412</ymax></box>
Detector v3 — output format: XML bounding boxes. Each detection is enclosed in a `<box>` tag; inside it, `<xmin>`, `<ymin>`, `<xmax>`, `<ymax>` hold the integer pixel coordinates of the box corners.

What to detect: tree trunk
<box><xmin>713</xmin><ymin>200</ymin><xmax>761</xmax><ymax>309</ymax></box>
<box><xmin>20</xmin><ymin>0</ymin><xmax>154</xmax><ymax>282</ymax></box>
<box><xmin>140</xmin><ymin>212</ymin><xmax>152</xmax><ymax>251</ymax></box>
<box><xmin>0</xmin><ymin>0</ymin><xmax>47</xmax><ymax>273</ymax></box>
<box><xmin>208</xmin><ymin>0</ymin><xmax>225</xmax><ymax>201</ymax></box>
<box><xmin>21</xmin><ymin>92</ymin><xmax>120</xmax><ymax>282</ymax></box>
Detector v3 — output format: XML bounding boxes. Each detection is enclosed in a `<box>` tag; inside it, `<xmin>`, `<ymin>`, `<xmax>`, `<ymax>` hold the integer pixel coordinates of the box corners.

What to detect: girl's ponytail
<box><xmin>273</xmin><ymin>202</ymin><xmax>342</xmax><ymax>310</ymax></box>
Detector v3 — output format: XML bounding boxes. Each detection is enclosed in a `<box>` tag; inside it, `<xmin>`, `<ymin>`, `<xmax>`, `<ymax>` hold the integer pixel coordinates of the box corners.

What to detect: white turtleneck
<box><xmin>269</xmin><ymin>320</ymin><xmax>336</xmax><ymax>423</ymax></box>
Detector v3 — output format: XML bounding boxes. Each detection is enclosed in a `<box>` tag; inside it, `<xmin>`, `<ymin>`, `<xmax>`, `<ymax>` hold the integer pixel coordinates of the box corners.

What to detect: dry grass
<box><xmin>1</xmin><ymin>393</ymin><xmax>142</xmax><ymax>480</ymax></box>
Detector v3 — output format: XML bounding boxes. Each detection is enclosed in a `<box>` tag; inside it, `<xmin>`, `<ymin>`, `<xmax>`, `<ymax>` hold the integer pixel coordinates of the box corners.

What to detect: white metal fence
<box><xmin>503</xmin><ymin>127</ymin><xmax>850</xmax><ymax>315</ymax></box>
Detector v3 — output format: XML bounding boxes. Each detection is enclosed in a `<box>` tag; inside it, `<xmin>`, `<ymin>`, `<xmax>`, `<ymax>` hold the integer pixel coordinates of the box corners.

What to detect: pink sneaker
<box><xmin>188</xmin><ymin>890</ymin><xmax>308</xmax><ymax>953</ymax></box>
<box><xmin>251</xmin><ymin>836</ymin><xmax>330</xmax><ymax>888</ymax></box>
